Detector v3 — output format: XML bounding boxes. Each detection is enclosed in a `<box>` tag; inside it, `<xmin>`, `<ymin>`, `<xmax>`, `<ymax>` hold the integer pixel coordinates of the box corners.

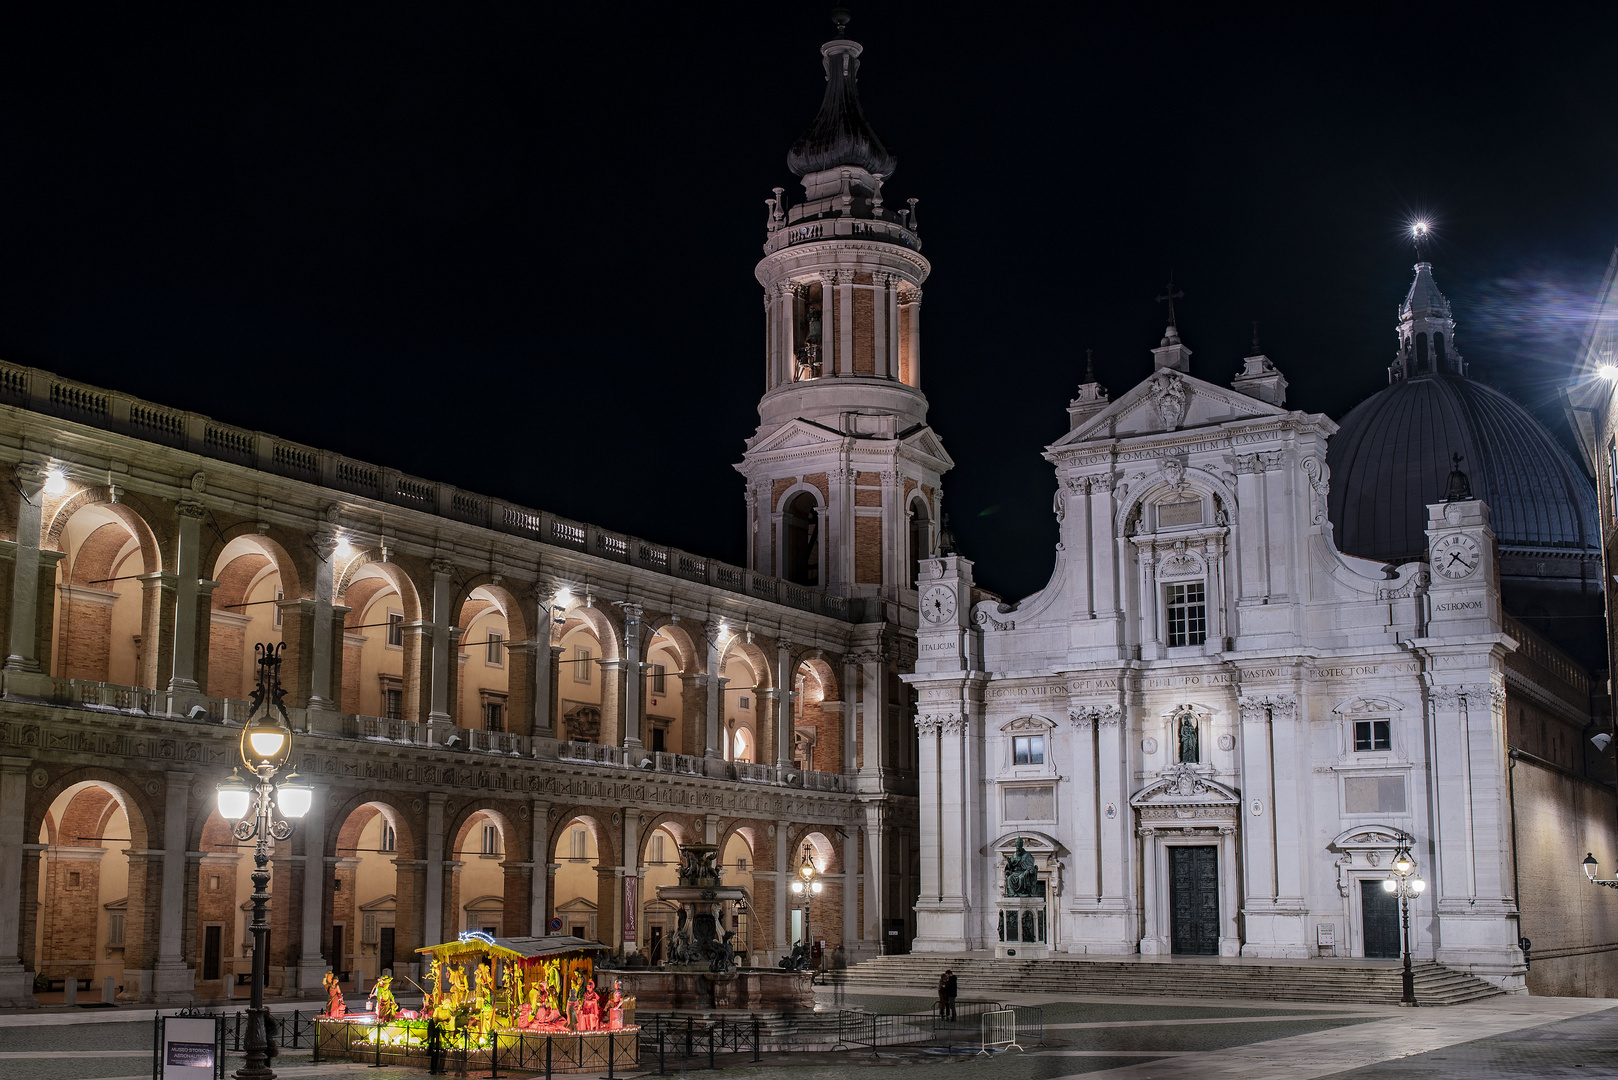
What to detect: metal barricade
<box><xmin>978</xmin><ymin>1009</ymin><xmax>1022</xmax><ymax>1055</ymax></box>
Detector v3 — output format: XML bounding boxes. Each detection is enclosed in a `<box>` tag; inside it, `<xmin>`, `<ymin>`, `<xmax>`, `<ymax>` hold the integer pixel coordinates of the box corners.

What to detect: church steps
<box><xmin>836</xmin><ymin>956</ymin><xmax>1504</xmax><ymax>1006</ymax></box>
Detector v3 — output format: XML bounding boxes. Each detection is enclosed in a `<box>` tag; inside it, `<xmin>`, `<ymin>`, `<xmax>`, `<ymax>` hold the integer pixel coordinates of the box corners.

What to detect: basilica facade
<box><xmin>910</xmin><ymin>261</ymin><xmax>1618</xmax><ymax>995</ymax></box>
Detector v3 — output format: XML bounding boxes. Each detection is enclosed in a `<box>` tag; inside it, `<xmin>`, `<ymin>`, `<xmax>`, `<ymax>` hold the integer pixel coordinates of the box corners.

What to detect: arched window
<box><xmin>782</xmin><ymin>492</ymin><xmax>820</xmax><ymax>586</ymax></box>
<box><xmin>1433</xmin><ymin>332</ymin><xmax>1447</xmax><ymax>369</ymax></box>
<box><xmin>1415</xmin><ymin>332</ymin><xmax>1429</xmax><ymax>371</ymax></box>
<box><xmin>908</xmin><ymin>497</ymin><xmax>931</xmax><ymax>589</ymax></box>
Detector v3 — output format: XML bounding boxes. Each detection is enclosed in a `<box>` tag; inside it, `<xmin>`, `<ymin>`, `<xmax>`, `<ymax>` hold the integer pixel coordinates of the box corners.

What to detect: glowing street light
<box><xmin>1598</xmin><ymin>364</ymin><xmax>1618</xmax><ymax>382</ymax></box>
<box><xmin>217</xmin><ymin>642</ymin><xmax>309</xmax><ymax>1080</ymax></box>
<box><xmin>43</xmin><ymin>468</ymin><xmax>67</xmax><ymax>496</ymax></box>
<box><xmin>1382</xmin><ymin>835</ymin><xmax>1426</xmax><ymax>1007</ymax></box>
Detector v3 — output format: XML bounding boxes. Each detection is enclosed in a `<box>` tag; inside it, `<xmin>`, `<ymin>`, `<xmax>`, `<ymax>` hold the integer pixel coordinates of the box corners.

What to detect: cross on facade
<box><xmin>1157</xmin><ymin>276</ymin><xmax>1185</xmax><ymax>327</ymax></box>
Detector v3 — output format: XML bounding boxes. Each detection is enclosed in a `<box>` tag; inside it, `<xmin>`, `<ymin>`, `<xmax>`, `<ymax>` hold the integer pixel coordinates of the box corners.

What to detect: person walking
<box><xmin>938</xmin><ymin>969</ymin><xmax>958</xmax><ymax>1021</ymax></box>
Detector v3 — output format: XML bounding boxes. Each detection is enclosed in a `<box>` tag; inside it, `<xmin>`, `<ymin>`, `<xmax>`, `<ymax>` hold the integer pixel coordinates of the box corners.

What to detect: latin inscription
<box><xmin>1435</xmin><ymin>601</ymin><xmax>1483</xmax><ymax>612</ymax></box>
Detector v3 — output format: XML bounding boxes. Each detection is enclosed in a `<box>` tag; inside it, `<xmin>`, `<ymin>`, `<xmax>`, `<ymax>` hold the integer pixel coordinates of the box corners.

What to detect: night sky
<box><xmin>4</xmin><ymin>7</ymin><xmax>1616</xmax><ymax>603</ymax></box>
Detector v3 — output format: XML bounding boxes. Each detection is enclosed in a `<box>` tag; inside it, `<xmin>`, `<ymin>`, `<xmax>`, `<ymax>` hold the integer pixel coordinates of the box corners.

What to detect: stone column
<box><xmin>872</xmin><ymin>274</ymin><xmax>888</xmax><ymax>378</ymax></box>
<box><xmin>1219</xmin><ymin>826</ymin><xmax>1240</xmax><ymax>956</ymax></box>
<box><xmin>774</xmin><ymin>825</ymin><xmax>789</xmax><ymax>958</ymax></box>
<box><xmin>938</xmin><ymin>716</ymin><xmax>967</xmax><ymax>912</ymax></box>
<box><xmin>756</xmin><ymin>688</ymin><xmax>777</xmax><ymax>769</ymax></box>
<box><xmin>0</xmin><ymin>757</ymin><xmax>35</xmax><ymax>1005</ymax></box>
<box><xmin>703</xmin><ymin>623</ymin><xmax>724</xmax><ymax>760</ymax></box>
<box><xmin>166</xmin><ymin>501</ymin><xmax>206</xmax><ymax>695</ymax></box>
<box><xmin>704</xmin><ymin>813</ymin><xmax>719</xmax><ymax>846</ymax></box>
<box><xmin>4</xmin><ymin>465</ymin><xmax>43</xmax><ymax>674</ymax></box>
<box><xmin>137</xmin><ymin>572</ymin><xmax>178</xmax><ymax>692</ymax></box>
<box><xmin>838</xmin><ymin>273</ymin><xmax>854</xmax><ymax>375</ymax></box>
<box><xmin>776</xmin><ymin>642</ymin><xmax>794</xmax><ymax>772</ymax></box>
<box><xmin>1237</xmin><ymin>697</ymin><xmax>1276</xmax><ymax>901</ymax></box>
<box><xmin>841</xmin><ymin>656</ymin><xmax>858</xmax><ymax>775</ymax></box>
<box><xmin>153</xmin><ymin>771</ymin><xmax>193</xmax><ymax>1000</ymax></box>
<box><xmin>619</xmin><ymin>604</ymin><xmax>644</xmax><ymax>753</ymax></box>
<box><xmin>622</xmin><ymin>809</ymin><xmax>640</xmax><ymax>949</ymax></box>
<box><xmin>915</xmin><ymin>716</ymin><xmax>940</xmax><ymax>906</ymax></box>
<box><xmin>531</xmin><ymin>587</ymin><xmax>557</xmax><ymax>738</ymax></box>
<box><xmin>1140</xmin><ymin>544</ymin><xmax>1160</xmax><ymax>657</ymax></box>
<box><xmin>1138</xmin><ymin>827</ymin><xmax>1160</xmax><ymax>954</ymax></box>
<box><xmin>862</xmin><ymin>806</ymin><xmax>886</xmax><ymax>955</ymax></box>
<box><xmin>822</xmin><ymin>271</ymin><xmax>838</xmax><ymax>375</ymax></box>
<box><xmin>1269</xmin><ymin>697</ymin><xmax>1305</xmax><ymax>905</ymax></box>
<box><xmin>529</xmin><ymin>799</ymin><xmax>550</xmax><ymax>935</ymax></box>
<box><xmin>841</xmin><ymin>829</ymin><xmax>859</xmax><ymax>949</ymax></box>
<box><xmin>1097</xmin><ymin>708</ymin><xmax>1131</xmax><ymax>936</ymax></box>
<box><xmin>859</xmin><ymin>655</ymin><xmax>886</xmax><ymax>778</ymax></box>
<box><xmin>1068</xmin><ymin>713</ymin><xmax>1100</xmax><ymax>901</ymax></box>
<box><xmin>423</xmin><ymin>793</ymin><xmax>445</xmax><ymax>946</ymax></box>
<box><xmin>595</xmin><ymin>657</ymin><xmax>622</xmax><ymax>749</ymax></box>
<box><xmin>427</xmin><ymin>559</ymin><xmax>455</xmax><ymax>726</ymax></box>
<box><xmin>297</xmin><ymin>785</ymin><xmax>329</xmax><ymax>989</ymax></box>
<box><xmin>306</xmin><ymin>532</ymin><xmax>338</xmax><ymax>713</ymax></box>
<box><xmin>1088</xmin><ymin>475</ymin><xmax>1119</xmax><ymax>620</ymax></box>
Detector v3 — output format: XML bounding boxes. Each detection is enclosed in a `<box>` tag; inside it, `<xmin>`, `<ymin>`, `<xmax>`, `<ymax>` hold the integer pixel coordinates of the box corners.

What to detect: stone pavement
<box><xmin>1</xmin><ymin>986</ymin><xmax>1614</xmax><ymax>1079</ymax></box>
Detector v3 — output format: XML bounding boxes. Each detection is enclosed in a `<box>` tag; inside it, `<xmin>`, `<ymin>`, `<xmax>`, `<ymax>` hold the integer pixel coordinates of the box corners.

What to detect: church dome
<box><xmin>786</xmin><ymin>19</ymin><xmax>897</xmax><ymax>179</ymax></box>
<box><xmin>1327</xmin><ymin>263</ymin><xmax>1599</xmax><ymax>564</ymax></box>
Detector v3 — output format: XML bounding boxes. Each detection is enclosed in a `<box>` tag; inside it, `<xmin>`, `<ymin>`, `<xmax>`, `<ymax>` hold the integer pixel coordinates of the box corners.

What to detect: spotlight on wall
<box><xmin>1599</xmin><ymin>364</ymin><xmax>1618</xmax><ymax>382</ymax></box>
<box><xmin>43</xmin><ymin>469</ymin><xmax>67</xmax><ymax>496</ymax></box>
<box><xmin>334</xmin><ymin>534</ymin><xmax>352</xmax><ymax>558</ymax></box>
<box><xmin>443</xmin><ymin>732</ymin><xmax>462</xmax><ymax>748</ymax></box>
<box><xmin>1593</xmin><ymin>732</ymin><xmax>1612</xmax><ymax>752</ymax></box>
<box><xmin>188</xmin><ymin>704</ymin><xmax>211</xmax><ymax>721</ymax></box>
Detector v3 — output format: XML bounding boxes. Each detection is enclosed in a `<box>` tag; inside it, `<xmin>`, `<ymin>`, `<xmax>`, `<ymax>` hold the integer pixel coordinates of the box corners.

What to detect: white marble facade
<box><xmin>906</xmin><ymin>323</ymin><xmax>1526</xmax><ymax>990</ymax></box>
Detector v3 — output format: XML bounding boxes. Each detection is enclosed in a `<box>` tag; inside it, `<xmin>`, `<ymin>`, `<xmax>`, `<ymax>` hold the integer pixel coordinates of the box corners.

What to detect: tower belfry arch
<box><xmin>738</xmin><ymin>10</ymin><xmax>953</xmax><ymax>601</ymax></box>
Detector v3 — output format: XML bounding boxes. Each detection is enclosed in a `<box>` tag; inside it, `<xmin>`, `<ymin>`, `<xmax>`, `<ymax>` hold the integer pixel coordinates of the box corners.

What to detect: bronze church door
<box><xmin>1169</xmin><ymin>846</ymin><xmax>1219</xmax><ymax>955</ymax></box>
<box><xmin>1361</xmin><ymin>880</ymin><xmax>1401</xmax><ymax>959</ymax></box>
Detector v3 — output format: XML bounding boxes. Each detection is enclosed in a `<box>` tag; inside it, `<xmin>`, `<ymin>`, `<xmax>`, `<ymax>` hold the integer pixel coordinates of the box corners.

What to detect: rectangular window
<box><xmin>273</xmin><ymin>588</ymin><xmax>284</xmax><ymax>630</ymax></box>
<box><xmin>203</xmin><ymin>925</ymin><xmax>222</xmax><ymax>981</ymax></box>
<box><xmin>650</xmin><ymin>833</ymin><xmax>665</xmax><ymax>865</ymax></box>
<box><xmin>1344</xmin><ymin>775</ymin><xmax>1408</xmax><ymax>814</ymax></box>
<box><xmin>381</xmin><ymin>823</ymin><xmax>396</xmax><ymax>852</ymax></box>
<box><xmin>1354</xmin><ymin>719</ymin><xmax>1392</xmax><ymax>752</ymax></box>
<box><xmin>485</xmin><ymin>702</ymin><xmax>504</xmax><ymax>732</ymax></box>
<box><xmin>209</xmin><ymin>875</ymin><xmax>220</xmax><ymax>892</ymax></box>
<box><xmin>569</xmin><ymin>827</ymin><xmax>587</xmax><ymax>861</ymax></box>
<box><xmin>482</xmin><ymin>824</ymin><xmax>500</xmax><ymax>855</ymax></box>
<box><xmin>1609</xmin><ymin>438</ymin><xmax>1618</xmax><ymax>523</ymax></box>
<box><xmin>362</xmin><ymin>913</ymin><xmax>378</xmax><ymax>944</ymax></box>
<box><xmin>485</xmin><ymin>632</ymin><xmax>503</xmax><ymax>667</ymax></box>
<box><xmin>650</xmin><ymin>663</ymin><xmax>667</xmax><ymax>694</ymax></box>
<box><xmin>66</xmin><ymin>871</ymin><xmax>81</xmax><ymax>889</ymax></box>
<box><xmin>1003</xmin><ymin>784</ymin><xmax>1055</xmax><ymax>821</ymax></box>
<box><xmin>384</xmin><ymin>688</ymin><xmax>403</xmax><ymax>721</ymax></box>
<box><xmin>1012</xmin><ymin>734</ymin><xmax>1045</xmax><ymax>765</ymax></box>
<box><xmin>106</xmin><ymin>912</ymin><xmax>125</xmax><ymax>947</ymax></box>
<box><xmin>736</xmin><ymin>857</ymin><xmax>747</xmax><ymax>873</ymax></box>
<box><xmin>739</xmin><ymin>695</ymin><xmax>750</xmax><ymax>710</ymax></box>
<box><xmin>1165</xmin><ymin>582</ymin><xmax>1207</xmax><ymax>647</ymax></box>
<box><xmin>573</xmin><ymin>646</ymin><xmax>593</xmax><ymax>684</ymax></box>
<box><xmin>386</xmin><ymin>611</ymin><xmax>404</xmax><ymax>648</ymax></box>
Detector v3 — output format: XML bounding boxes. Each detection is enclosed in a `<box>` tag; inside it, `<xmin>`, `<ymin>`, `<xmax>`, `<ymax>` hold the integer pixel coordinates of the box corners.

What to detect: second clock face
<box><xmin>1433</xmin><ymin>533</ymin><xmax>1481</xmax><ymax>580</ymax></box>
<box><xmin>921</xmin><ymin>584</ymin><xmax>957</xmax><ymax>624</ymax></box>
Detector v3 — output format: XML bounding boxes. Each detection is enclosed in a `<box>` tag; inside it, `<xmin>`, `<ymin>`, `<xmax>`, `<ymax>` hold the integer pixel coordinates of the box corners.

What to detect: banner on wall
<box><xmin>623</xmin><ymin>876</ymin><xmax>637</xmax><ymax>944</ymax></box>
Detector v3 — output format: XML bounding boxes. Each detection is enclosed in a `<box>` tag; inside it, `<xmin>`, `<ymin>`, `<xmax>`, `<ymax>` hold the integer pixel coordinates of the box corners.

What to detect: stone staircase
<box><xmin>839</xmin><ymin>954</ymin><xmax>1504</xmax><ymax>1006</ymax></box>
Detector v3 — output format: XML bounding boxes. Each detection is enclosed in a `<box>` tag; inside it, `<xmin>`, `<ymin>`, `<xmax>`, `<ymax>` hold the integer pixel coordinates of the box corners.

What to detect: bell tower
<box><xmin>738</xmin><ymin>9</ymin><xmax>952</xmax><ymax>602</ymax></box>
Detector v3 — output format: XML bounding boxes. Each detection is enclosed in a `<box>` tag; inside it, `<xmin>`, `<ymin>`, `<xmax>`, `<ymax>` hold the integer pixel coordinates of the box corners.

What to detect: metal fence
<box><xmin>224</xmin><ymin>1009</ymin><xmax>315</xmax><ymax>1051</ymax></box>
<box><xmin>636</xmin><ymin>1013</ymin><xmax>762</xmax><ymax>1073</ymax></box>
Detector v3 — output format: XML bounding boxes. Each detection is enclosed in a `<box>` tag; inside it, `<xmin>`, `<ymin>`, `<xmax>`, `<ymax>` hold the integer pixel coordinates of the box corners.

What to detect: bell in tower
<box><xmin>738</xmin><ymin>8</ymin><xmax>953</xmax><ymax>603</ymax></box>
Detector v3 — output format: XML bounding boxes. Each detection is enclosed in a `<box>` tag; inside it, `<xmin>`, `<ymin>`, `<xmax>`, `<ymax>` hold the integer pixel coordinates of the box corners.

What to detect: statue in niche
<box><xmin>1178</xmin><ymin>713</ymin><xmax>1199</xmax><ymax>764</ymax></box>
<box><xmin>1003</xmin><ymin>837</ymin><xmax>1040</xmax><ymax>897</ymax></box>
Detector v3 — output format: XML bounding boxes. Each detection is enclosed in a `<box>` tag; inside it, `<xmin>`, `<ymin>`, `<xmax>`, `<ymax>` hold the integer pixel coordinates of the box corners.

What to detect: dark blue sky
<box><xmin>3</xmin><ymin>6</ymin><xmax>1616</xmax><ymax>602</ymax></box>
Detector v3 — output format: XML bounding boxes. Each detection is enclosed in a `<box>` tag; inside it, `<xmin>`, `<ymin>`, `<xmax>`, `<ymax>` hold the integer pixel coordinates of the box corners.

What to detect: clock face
<box><xmin>1433</xmin><ymin>533</ymin><xmax>1481</xmax><ymax>580</ymax></box>
<box><xmin>921</xmin><ymin>584</ymin><xmax>957</xmax><ymax>624</ymax></box>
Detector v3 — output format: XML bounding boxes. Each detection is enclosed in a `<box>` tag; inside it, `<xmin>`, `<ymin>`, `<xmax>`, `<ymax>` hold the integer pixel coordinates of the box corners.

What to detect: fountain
<box><xmin>600</xmin><ymin>842</ymin><xmax>812</xmax><ymax>1011</ymax></box>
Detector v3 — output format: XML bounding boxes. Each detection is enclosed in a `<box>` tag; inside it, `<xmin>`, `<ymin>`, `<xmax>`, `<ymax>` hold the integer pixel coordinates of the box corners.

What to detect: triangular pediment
<box><xmin>1050</xmin><ymin>370</ymin><xmax>1292</xmax><ymax>449</ymax></box>
<box><xmin>1129</xmin><ymin>764</ymin><xmax>1240</xmax><ymax>807</ymax></box>
<box><xmin>745</xmin><ymin>418</ymin><xmax>844</xmax><ymax>456</ymax></box>
<box><xmin>901</xmin><ymin>426</ymin><xmax>955</xmax><ymax>469</ymax></box>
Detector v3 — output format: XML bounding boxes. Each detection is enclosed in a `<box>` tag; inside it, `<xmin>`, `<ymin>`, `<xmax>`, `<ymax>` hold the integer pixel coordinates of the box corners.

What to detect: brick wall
<box><xmin>852</xmin><ymin>273</ymin><xmax>875</xmax><ymax>375</ymax></box>
<box><xmin>855</xmin><ymin>518</ymin><xmax>883</xmax><ymax>585</ymax></box>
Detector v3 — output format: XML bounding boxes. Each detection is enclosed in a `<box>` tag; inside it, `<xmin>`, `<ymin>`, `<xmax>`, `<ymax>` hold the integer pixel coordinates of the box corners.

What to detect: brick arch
<box><xmin>716</xmin><ymin>820</ymin><xmax>772</xmax><ymax>871</ymax></box>
<box><xmin>449</xmin><ymin>578</ymin><xmax>532</xmax><ymax>648</ymax></box>
<box><xmin>719</xmin><ymin>639</ymin><xmax>774</xmax><ymax>692</ymax></box>
<box><xmin>558</xmin><ymin>603</ymin><xmax>621</xmax><ymax>661</ymax></box>
<box><xmin>448</xmin><ymin>803</ymin><xmax>519</xmax><ymax>858</ymax></box>
<box><xmin>797</xmin><ymin>656</ymin><xmax>839</xmax><ymax>700</ymax></box>
<box><xmin>211</xmin><ymin>552</ymin><xmax>272</xmax><ymax>610</ymax></box>
<box><xmin>205</xmin><ymin>530</ymin><xmax>306</xmax><ymax>604</ymax></box>
<box><xmin>785</xmin><ymin>827</ymin><xmax>838</xmax><ymax>874</ymax></box>
<box><xmin>44</xmin><ymin>488</ymin><xmax>166</xmax><ymax>571</ymax></box>
<box><xmin>336</xmin><ymin>555</ymin><xmax>424</xmax><ymax>623</ymax></box>
<box><xmin>328</xmin><ymin>793</ymin><xmax>418</xmax><ymax>860</ymax></box>
<box><xmin>645</xmin><ymin>619</ymin><xmax>699</xmax><ymax>674</ymax></box>
<box><xmin>29</xmin><ymin>768</ymin><xmax>156</xmax><ymax>852</ymax></box>
<box><xmin>636</xmin><ymin>813</ymin><xmax>695</xmax><ymax>864</ymax></box>
<box><xmin>67</xmin><ymin>521</ymin><xmax>144</xmax><ymax>586</ymax></box>
<box><xmin>549</xmin><ymin>807</ymin><xmax>619</xmax><ymax>867</ymax></box>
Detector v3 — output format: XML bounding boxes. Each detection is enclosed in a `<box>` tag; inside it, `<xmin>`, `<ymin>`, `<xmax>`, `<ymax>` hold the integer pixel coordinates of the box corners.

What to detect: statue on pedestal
<box><xmin>1004</xmin><ymin>837</ymin><xmax>1040</xmax><ymax>897</ymax></box>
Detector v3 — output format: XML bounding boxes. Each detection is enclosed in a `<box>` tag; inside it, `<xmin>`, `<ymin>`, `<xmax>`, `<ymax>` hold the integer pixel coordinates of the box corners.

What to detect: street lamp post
<box><xmin>1582</xmin><ymin>853</ymin><xmax>1618</xmax><ymax>890</ymax></box>
<box><xmin>1381</xmin><ymin>837</ymin><xmax>1427</xmax><ymax>1007</ymax></box>
<box><xmin>788</xmin><ymin>842</ymin><xmax>822</xmax><ymax>960</ymax></box>
<box><xmin>217</xmin><ymin>644</ymin><xmax>312</xmax><ymax>1080</ymax></box>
